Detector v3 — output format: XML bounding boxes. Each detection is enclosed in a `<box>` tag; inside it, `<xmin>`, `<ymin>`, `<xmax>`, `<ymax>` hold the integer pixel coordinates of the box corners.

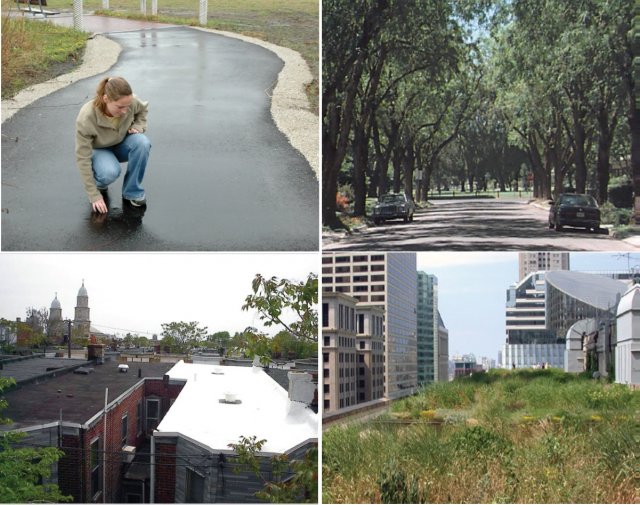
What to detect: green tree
<box><xmin>160</xmin><ymin>321</ymin><xmax>208</xmax><ymax>353</ymax></box>
<box><xmin>228</xmin><ymin>435</ymin><xmax>317</xmax><ymax>503</ymax></box>
<box><xmin>0</xmin><ymin>377</ymin><xmax>71</xmax><ymax>502</ymax></box>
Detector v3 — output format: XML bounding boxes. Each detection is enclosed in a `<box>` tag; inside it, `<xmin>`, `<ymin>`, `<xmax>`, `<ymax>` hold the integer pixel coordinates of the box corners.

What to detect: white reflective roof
<box><xmin>156</xmin><ymin>361</ymin><xmax>317</xmax><ymax>454</ymax></box>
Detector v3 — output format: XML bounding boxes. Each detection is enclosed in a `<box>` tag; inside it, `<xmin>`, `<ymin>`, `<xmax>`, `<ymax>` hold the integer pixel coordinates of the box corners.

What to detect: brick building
<box><xmin>1</xmin><ymin>355</ymin><xmax>318</xmax><ymax>503</ymax></box>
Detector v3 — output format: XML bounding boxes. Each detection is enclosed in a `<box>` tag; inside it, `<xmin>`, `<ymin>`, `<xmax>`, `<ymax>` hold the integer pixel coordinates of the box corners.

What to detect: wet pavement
<box><xmin>2</xmin><ymin>26</ymin><xmax>318</xmax><ymax>251</ymax></box>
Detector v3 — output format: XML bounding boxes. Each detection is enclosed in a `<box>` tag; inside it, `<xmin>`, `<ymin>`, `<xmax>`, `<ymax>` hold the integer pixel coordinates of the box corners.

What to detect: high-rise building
<box><xmin>321</xmin><ymin>292</ymin><xmax>357</xmax><ymax>413</ymax></box>
<box><xmin>322</xmin><ymin>252</ymin><xmax>417</xmax><ymax>400</ymax></box>
<box><xmin>503</xmin><ymin>271</ymin><xmax>564</xmax><ymax>368</ymax></box>
<box><xmin>518</xmin><ymin>252</ymin><xmax>569</xmax><ymax>280</ymax></box>
<box><xmin>354</xmin><ymin>304</ymin><xmax>385</xmax><ymax>403</ymax></box>
<box><xmin>417</xmin><ymin>272</ymin><xmax>449</xmax><ymax>385</ymax></box>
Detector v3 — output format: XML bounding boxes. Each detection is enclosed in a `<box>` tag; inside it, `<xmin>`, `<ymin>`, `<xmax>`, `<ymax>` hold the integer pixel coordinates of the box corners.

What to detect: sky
<box><xmin>417</xmin><ymin>252</ymin><xmax>640</xmax><ymax>362</ymax></box>
<box><xmin>0</xmin><ymin>253</ymin><xmax>318</xmax><ymax>338</ymax></box>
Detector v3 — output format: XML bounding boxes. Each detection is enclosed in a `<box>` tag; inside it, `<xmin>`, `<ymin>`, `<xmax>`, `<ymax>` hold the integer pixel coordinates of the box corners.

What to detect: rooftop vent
<box><xmin>73</xmin><ymin>367</ymin><xmax>95</xmax><ymax>375</ymax></box>
<box><xmin>219</xmin><ymin>392</ymin><xmax>241</xmax><ymax>405</ymax></box>
<box><xmin>118</xmin><ymin>364</ymin><xmax>129</xmax><ymax>373</ymax></box>
<box><xmin>122</xmin><ymin>445</ymin><xmax>136</xmax><ymax>464</ymax></box>
<box><xmin>211</xmin><ymin>367</ymin><xmax>224</xmax><ymax>375</ymax></box>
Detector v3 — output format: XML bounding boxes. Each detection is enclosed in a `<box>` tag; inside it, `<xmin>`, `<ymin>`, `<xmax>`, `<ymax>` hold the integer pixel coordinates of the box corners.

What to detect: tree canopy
<box><xmin>323</xmin><ymin>0</ymin><xmax>639</xmax><ymax>225</ymax></box>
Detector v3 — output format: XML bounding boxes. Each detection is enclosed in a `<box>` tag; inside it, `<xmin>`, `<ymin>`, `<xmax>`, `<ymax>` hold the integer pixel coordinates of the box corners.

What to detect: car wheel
<box><xmin>403</xmin><ymin>215</ymin><xmax>409</xmax><ymax>223</ymax></box>
<box><xmin>373</xmin><ymin>218</ymin><xmax>381</xmax><ymax>225</ymax></box>
<box><xmin>409</xmin><ymin>213</ymin><xmax>414</xmax><ymax>223</ymax></box>
<box><xmin>555</xmin><ymin>222</ymin><xmax>563</xmax><ymax>232</ymax></box>
<box><xmin>548</xmin><ymin>219</ymin><xmax>554</xmax><ymax>229</ymax></box>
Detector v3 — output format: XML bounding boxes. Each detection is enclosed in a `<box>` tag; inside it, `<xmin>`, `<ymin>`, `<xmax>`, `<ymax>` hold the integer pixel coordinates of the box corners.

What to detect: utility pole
<box><xmin>66</xmin><ymin>319</ymin><xmax>72</xmax><ymax>358</ymax></box>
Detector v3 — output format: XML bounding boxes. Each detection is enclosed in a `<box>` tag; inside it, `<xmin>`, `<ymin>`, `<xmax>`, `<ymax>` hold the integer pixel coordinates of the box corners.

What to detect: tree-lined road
<box><xmin>323</xmin><ymin>199</ymin><xmax>639</xmax><ymax>251</ymax></box>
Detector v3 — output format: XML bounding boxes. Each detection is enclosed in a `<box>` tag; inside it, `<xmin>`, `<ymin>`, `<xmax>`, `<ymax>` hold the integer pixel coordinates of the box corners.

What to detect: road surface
<box><xmin>323</xmin><ymin>198</ymin><xmax>639</xmax><ymax>251</ymax></box>
<box><xmin>2</xmin><ymin>26</ymin><xmax>318</xmax><ymax>251</ymax></box>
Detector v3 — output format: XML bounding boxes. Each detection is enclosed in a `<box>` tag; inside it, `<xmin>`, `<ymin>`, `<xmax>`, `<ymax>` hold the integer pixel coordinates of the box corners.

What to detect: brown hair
<box><xmin>93</xmin><ymin>76</ymin><xmax>132</xmax><ymax>113</ymax></box>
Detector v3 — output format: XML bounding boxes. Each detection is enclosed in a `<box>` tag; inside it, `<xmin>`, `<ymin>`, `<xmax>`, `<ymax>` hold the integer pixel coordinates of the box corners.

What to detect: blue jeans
<box><xmin>92</xmin><ymin>133</ymin><xmax>151</xmax><ymax>200</ymax></box>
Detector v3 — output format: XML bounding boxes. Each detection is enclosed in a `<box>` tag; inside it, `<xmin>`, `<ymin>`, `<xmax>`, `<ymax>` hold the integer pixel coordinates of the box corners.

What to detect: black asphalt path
<box><xmin>2</xmin><ymin>27</ymin><xmax>318</xmax><ymax>251</ymax></box>
<box><xmin>323</xmin><ymin>198</ymin><xmax>639</xmax><ymax>251</ymax></box>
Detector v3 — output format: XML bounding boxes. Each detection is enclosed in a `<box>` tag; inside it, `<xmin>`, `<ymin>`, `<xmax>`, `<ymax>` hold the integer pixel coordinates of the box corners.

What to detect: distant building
<box><xmin>518</xmin><ymin>252</ymin><xmax>569</xmax><ymax>280</ymax></box>
<box><xmin>354</xmin><ymin>304</ymin><xmax>385</xmax><ymax>403</ymax></box>
<box><xmin>503</xmin><ymin>271</ymin><xmax>564</xmax><ymax>368</ymax></box>
<box><xmin>417</xmin><ymin>273</ymin><xmax>450</xmax><ymax>385</ymax></box>
<box><xmin>322</xmin><ymin>253</ymin><xmax>418</xmax><ymax>400</ymax></box>
<box><xmin>452</xmin><ymin>355</ymin><xmax>483</xmax><ymax>378</ymax></box>
<box><xmin>322</xmin><ymin>292</ymin><xmax>357</xmax><ymax>412</ymax></box>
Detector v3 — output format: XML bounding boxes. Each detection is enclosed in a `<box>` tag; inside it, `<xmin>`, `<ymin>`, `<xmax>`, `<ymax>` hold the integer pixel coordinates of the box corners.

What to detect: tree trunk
<box><xmin>352</xmin><ymin>123</ymin><xmax>369</xmax><ymax>216</ymax></box>
<box><xmin>596</xmin><ymin>105</ymin><xmax>616</xmax><ymax>204</ymax></box>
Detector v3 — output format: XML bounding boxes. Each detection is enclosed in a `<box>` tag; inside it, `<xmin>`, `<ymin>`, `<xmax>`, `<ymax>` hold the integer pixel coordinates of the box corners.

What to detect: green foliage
<box><xmin>450</xmin><ymin>425</ymin><xmax>512</xmax><ymax>456</ymax></box>
<box><xmin>160</xmin><ymin>321</ymin><xmax>208</xmax><ymax>353</ymax></box>
<box><xmin>239</xmin><ymin>273</ymin><xmax>317</xmax><ymax>364</ymax></box>
<box><xmin>324</xmin><ymin>371</ymin><xmax>640</xmax><ymax>503</ymax></box>
<box><xmin>586</xmin><ymin>384</ymin><xmax>635</xmax><ymax>410</ymax></box>
<box><xmin>228</xmin><ymin>435</ymin><xmax>318</xmax><ymax>503</ymax></box>
<box><xmin>377</xmin><ymin>460</ymin><xmax>425</xmax><ymax>504</ymax></box>
<box><xmin>0</xmin><ymin>377</ymin><xmax>71</xmax><ymax>502</ymax></box>
<box><xmin>242</xmin><ymin>273</ymin><xmax>318</xmax><ymax>342</ymax></box>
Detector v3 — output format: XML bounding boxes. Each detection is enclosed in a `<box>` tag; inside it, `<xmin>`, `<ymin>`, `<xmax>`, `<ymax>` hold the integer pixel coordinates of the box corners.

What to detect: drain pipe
<box><xmin>103</xmin><ymin>388</ymin><xmax>108</xmax><ymax>504</ymax></box>
<box><xmin>150</xmin><ymin>434</ymin><xmax>155</xmax><ymax>503</ymax></box>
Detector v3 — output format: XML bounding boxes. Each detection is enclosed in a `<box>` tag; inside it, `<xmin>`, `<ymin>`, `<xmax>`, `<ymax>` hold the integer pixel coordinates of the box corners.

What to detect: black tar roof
<box><xmin>2</xmin><ymin>360</ymin><xmax>174</xmax><ymax>430</ymax></box>
<box><xmin>0</xmin><ymin>356</ymin><xmax>90</xmax><ymax>384</ymax></box>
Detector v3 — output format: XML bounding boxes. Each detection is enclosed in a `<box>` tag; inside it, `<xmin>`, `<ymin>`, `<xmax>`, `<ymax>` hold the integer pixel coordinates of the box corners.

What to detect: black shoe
<box><xmin>124</xmin><ymin>195</ymin><xmax>147</xmax><ymax>207</ymax></box>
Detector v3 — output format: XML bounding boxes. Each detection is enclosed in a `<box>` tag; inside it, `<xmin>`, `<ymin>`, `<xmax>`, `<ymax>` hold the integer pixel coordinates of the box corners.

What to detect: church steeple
<box><xmin>74</xmin><ymin>280</ymin><xmax>90</xmax><ymax>338</ymax></box>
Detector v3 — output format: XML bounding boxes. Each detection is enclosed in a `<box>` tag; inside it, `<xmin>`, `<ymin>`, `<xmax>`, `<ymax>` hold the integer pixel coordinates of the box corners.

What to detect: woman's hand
<box><xmin>92</xmin><ymin>197</ymin><xmax>108</xmax><ymax>214</ymax></box>
<box><xmin>128</xmin><ymin>128</ymin><xmax>140</xmax><ymax>134</ymax></box>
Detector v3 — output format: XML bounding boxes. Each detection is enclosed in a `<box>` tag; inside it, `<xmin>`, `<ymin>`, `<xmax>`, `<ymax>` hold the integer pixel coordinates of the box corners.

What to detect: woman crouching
<box><xmin>76</xmin><ymin>76</ymin><xmax>151</xmax><ymax>214</ymax></box>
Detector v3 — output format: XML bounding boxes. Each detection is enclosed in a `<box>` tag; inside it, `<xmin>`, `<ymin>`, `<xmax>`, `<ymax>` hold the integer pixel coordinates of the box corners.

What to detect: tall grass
<box><xmin>323</xmin><ymin>370</ymin><xmax>640</xmax><ymax>503</ymax></box>
<box><xmin>1</xmin><ymin>4</ymin><xmax>87</xmax><ymax>99</ymax></box>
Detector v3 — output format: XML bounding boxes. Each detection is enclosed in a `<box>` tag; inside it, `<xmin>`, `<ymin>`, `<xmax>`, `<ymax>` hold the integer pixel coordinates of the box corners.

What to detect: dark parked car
<box><xmin>548</xmin><ymin>193</ymin><xmax>601</xmax><ymax>232</ymax></box>
<box><xmin>372</xmin><ymin>193</ymin><xmax>415</xmax><ymax>224</ymax></box>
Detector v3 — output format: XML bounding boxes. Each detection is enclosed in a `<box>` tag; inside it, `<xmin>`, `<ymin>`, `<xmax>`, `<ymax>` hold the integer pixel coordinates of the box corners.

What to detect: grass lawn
<box><xmin>323</xmin><ymin>369</ymin><xmax>640</xmax><ymax>503</ymax></box>
<box><xmin>1</xmin><ymin>14</ymin><xmax>87</xmax><ymax>99</ymax></box>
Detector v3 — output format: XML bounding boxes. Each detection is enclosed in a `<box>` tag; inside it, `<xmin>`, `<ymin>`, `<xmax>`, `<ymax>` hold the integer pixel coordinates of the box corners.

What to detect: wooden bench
<box><xmin>15</xmin><ymin>0</ymin><xmax>60</xmax><ymax>17</ymax></box>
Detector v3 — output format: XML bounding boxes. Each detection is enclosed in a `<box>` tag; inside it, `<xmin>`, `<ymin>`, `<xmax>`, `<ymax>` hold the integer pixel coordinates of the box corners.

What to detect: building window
<box><xmin>146</xmin><ymin>398</ymin><xmax>160</xmax><ymax>432</ymax></box>
<box><xmin>371</xmin><ymin>255</ymin><xmax>384</xmax><ymax>261</ymax></box>
<box><xmin>90</xmin><ymin>438</ymin><xmax>101</xmax><ymax>500</ymax></box>
<box><xmin>324</xmin><ymin>384</ymin><xmax>330</xmax><ymax>394</ymax></box>
<box><xmin>322</xmin><ymin>303</ymin><xmax>329</xmax><ymax>327</ymax></box>
<box><xmin>323</xmin><ymin>352</ymin><xmax>329</xmax><ymax>363</ymax></box>
<box><xmin>359</xmin><ymin>354</ymin><xmax>365</xmax><ymax>362</ymax></box>
<box><xmin>121</xmin><ymin>413</ymin><xmax>128</xmax><ymax>446</ymax></box>
<box><xmin>323</xmin><ymin>368</ymin><xmax>329</xmax><ymax>378</ymax></box>
<box><xmin>359</xmin><ymin>340</ymin><xmax>365</xmax><ymax>350</ymax></box>
<box><xmin>324</xmin><ymin>336</ymin><xmax>330</xmax><ymax>347</ymax></box>
<box><xmin>322</xmin><ymin>256</ymin><xmax>333</xmax><ymax>264</ymax></box>
<box><xmin>186</xmin><ymin>468</ymin><xmax>205</xmax><ymax>503</ymax></box>
<box><xmin>358</xmin><ymin>314</ymin><xmax>365</xmax><ymax>334</ymax></box>
<box><xmin>324</xmin><ymin>399</ymin><xmax>330</xmax><ymax>410</ymax></box>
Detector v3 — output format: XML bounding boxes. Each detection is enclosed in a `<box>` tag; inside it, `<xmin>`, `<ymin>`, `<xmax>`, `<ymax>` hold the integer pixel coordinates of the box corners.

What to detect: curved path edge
<box><xmin>192</xmin><ymin>26</ymin><xmax>318</xmax><ymax>179</ymax></box>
